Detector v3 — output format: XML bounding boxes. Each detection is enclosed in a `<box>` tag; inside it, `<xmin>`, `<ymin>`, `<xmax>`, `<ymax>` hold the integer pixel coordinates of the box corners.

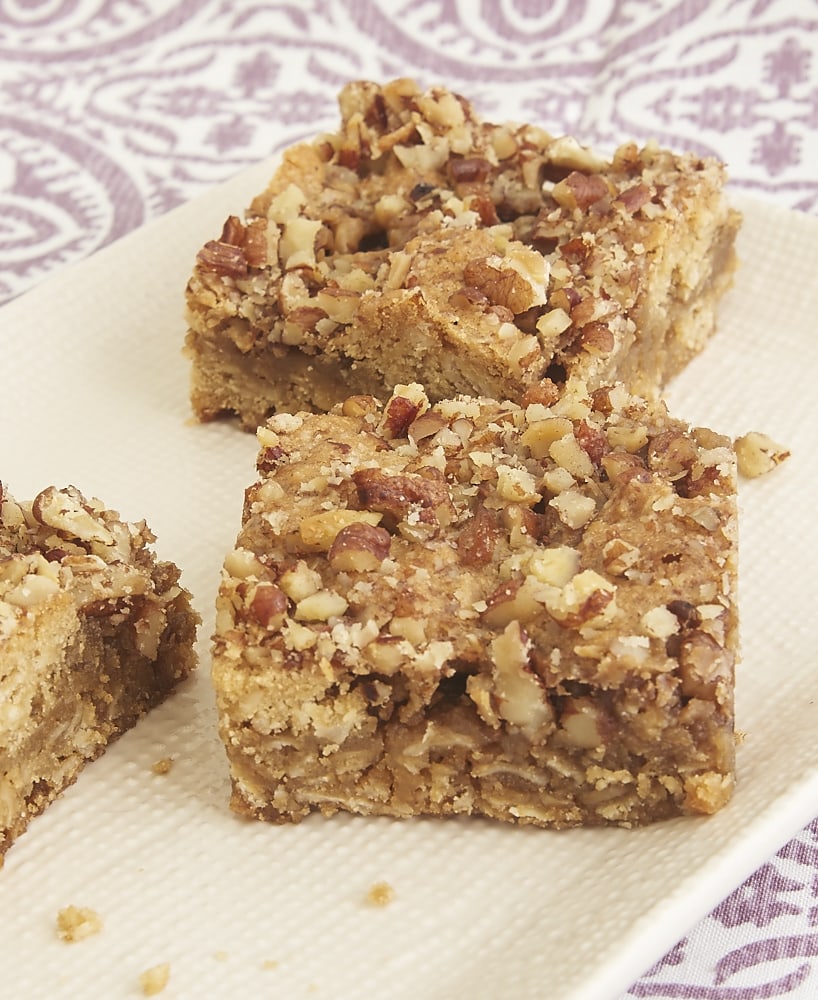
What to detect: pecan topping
<box><xmin>197</xmin><ymin>240</ymin><xmax>248</xmax><ymax>278</ymax></box>
<box><xmin>647</xmin><ymin>431</ymin><xmax>698</xmax><ymax>480</ymax></box>
<box><xmin>409</xmin><ymin>181</ymin><xmax>435</xmax><ymax>202</ymax></box>
<box><xmin>569</xmin><ymin>295</ymin><xmax>600</xmax><ymax>328</ymax></box>
<box><xmin>615</xmin><ymin>183</ymin><xmax>652</xmax><ymax>214</ymax></box>
<box><xmin>600</xmin><ymin>451</ymin><xmax>652</xmax><ymax>485</ymax></box>
<box><xmin>463</xmin><ymin>253</ymin><xmax>546</xmax><ymax>314</ymax></box>
<box><xmin>552</xmin><ymin>171</ymin><xmax>610</xmax><ymax>212</ymax></box>
<box><xmin>483</xmin><ymin>576</ymin><xmax>523</xmax><ymax>615</ymax></box>
<box><xmin>550</xmin><ymin>286</ymin><xmax>582</xmax><ymax>312</ymax></box>
<box><xmin>521</xmin><ymin>379</ymin><xmax>561</xmax><ymax>408</ymax></box>
<box><xmin>341</xmin><ymin>395</ymin><xmax>380</xmax><ymax>419</ymax></box>
<box><xmin>456</xmin><ymin>506</ymin><xmax>500</xmax><ymax>567</ymax></box>
<box><xmin>675</xmin><ymin>465</ymin><xmax>722</xmax><ymax>499</ymax></box>
<box><xmin>285</xmin><ymin>306</ymin><xmax>327</xmax><ymax>335</ymax></box>
<box><xmin>469</xmin><ymin>193</ymin><xmax>500</xmax><ymax>226</ymax></box>
<box><xmin>590</xmin><ymin>386</ymin><xmax>614</xmax><ymax>414</ymax></box>
<box><xmin>257</xmin><ymin>446</ymin><xmax>286</xmax><ymax>475</ymax></box>
<box><xmin>448</xmin><ymin>285</ymin><xmax>491</xmax><ymax>310</ymax></box>
<box><xmin>556</xmin><ymin>587</ymin><xmax>615</xmax><ymax>630</ymax></box>
<box><xmin>337</xmin><ymin>146</ymin><xmax>360</xmax><ymax>171</ymax></box>
<box><xmin>197</xmin><ymin>215</ymin><xmax>268</xmax><ymax>276</ymax></box>
<box><xmin>676</xmin><ymin>631</ymin><xmax>730</xmax><ymax>700</ymax></box>
<box><xmin>559</xmin><ymin>237</ymin><xmax>592</xmax><ymax>265</ymax></box>
<box><xmin>382</xmin><ymin>394</ymin><xmax>422</xmax><ymax>439</ymax></box>
<box><xmin>448</xmin><ymin>156</ymin><xmax>493</xmax><ymax>185</ymax></box>
<box><xmin>247</xmin><ymin>583</ymin><xmax>289</xmax><ymax>627</ymax></box>
<box><xmin>666</xmin><ymin>599</ymin><xmax>702</xmax><ymax>630</ymax></box>
<box><xmin>578</xmin><ymin>321</ymin><xmax>615</xmax><ymax>356</ymax></box>
<box><xmin>328</xmin><ymin>522</ymin><xmax>392</xmax><ymax>572</ymax></box>
<box><xmin>365</xmin><ymin>91</ymin><xmax>389</xmax><ymax>130</ymax></box>
<box><xmin>574</xmin><ymin>420</ymin><xmax>608</xmax><ymax>466</ymax></box>
<box><xmin>220</xmin><ymin>215</ymin><xmax>245</xmax><ymax>245</ymax></box>
<box><xmin>352</xmin><ymin>469</ymin><xmax>453</xmax><ymax>525</ymax></box>
<box><xmin>564</xmin><ymin>171</ymin><xmax>610</xmax><ymax>209</ymax></box>
<box><xmin>243</xmin><ymin>219</ymin><xmax>268</xmax><ymax>267</ymax></box>
<box><xmin>462</xmin><ymin>258</ymin><xmax>527</xmax><ymax>313</ymax></box>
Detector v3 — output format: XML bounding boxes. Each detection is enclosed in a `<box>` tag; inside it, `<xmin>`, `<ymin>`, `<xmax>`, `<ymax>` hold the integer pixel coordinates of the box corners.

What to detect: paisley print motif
<box><xmin>1</xmin><ymin>0</ymin><xmax>816</xmax><ymax>303</ymax></box>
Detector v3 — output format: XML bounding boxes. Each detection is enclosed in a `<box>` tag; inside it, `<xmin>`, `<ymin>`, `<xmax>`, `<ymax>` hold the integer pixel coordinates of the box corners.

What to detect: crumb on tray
<box><xmin>734</xmin><ymin>431</ymin><xmax>790</xmax><ymax>478</ymax></box>
<box><xmin>138</xmin><ymin>962</ymin><xmax>170</xmax><ymax>996</ymax></box>
<box><xmin>56</xmin><ymin>905</ymin><xmax>103</xmax><ymax>943</ymax></box>
<box><xmin>366</xmin><ymin>881</ymin><xmax>395</xmax><ymax>907</ymax></box>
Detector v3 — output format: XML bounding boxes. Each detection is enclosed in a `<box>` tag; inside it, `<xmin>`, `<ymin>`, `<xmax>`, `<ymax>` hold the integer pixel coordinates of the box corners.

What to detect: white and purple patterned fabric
<box><xmin>2</xmin><ymin>3</ymin><xmax>816</xmax><ymax>995</ymax></box>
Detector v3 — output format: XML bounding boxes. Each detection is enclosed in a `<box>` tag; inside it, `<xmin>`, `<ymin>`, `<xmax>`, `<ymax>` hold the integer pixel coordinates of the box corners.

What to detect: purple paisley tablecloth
<box><xmin>1</xmin><ymin>3</ymin><xmax>816</xmax><ymax>997</ymax></box>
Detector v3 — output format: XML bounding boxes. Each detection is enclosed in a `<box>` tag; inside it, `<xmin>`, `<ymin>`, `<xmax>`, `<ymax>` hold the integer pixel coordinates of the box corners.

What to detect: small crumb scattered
<box><xmin>139</xmin><ymin>962</ymin><xmax>170</xmax><ymax>996</ymax></box>
<box><xmin>56</xmin><ymin>905</ymin><xmax>103</xmax><ymax>943</ymax></box>
<box><xmin>734</xmin><ymin>431</ymin><xmax>790</xmax><ymax>479</ymax></box>
<box><xmin>365</xmin><ymin>881</ymin><xmax>395</xmax><ymax>907</ymax></box>
<box><xmin>262</xmin><ymin>959</ymin><xmax>279</xmax><ymax>970</ymax></box>
<box><xmin>213</xmin><ymin>950</ymin><xmax>229</xmax><ymax>962</ymax></box>
<box><xmin>151</xmin><ymin>757</ymin><xmax>173</xmax><ymax>775</ymax></box>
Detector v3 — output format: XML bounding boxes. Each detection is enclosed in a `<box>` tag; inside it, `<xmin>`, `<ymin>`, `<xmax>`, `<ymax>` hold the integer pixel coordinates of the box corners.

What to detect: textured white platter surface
<box><xmin>0</xmin><ymin>170</ymin><xmax>815</xmax><ymax>1000</ymax></box>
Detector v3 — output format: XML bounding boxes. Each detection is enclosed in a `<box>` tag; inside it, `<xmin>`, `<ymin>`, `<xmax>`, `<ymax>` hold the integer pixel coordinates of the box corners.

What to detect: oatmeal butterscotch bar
<box><xmin>185</xmin><ymin>78</ymin><xmax>740</xmax><ymax>429</ymax></box>
<box><xmin>213</xmin><ymin>382</ymin><xmax>737</xmax><ymax>827</ymax></box>
<box><xmin>0</xmin><ymin>483</ymin><xmax>199</xmax><ymax>859</ymax></box>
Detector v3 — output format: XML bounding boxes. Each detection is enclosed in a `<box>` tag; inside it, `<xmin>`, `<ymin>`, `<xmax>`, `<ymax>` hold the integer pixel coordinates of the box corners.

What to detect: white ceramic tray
<box><xmin>1</xmin><ymin>167</ymin><xmax>816</xmax><ymax>999</ymax></box>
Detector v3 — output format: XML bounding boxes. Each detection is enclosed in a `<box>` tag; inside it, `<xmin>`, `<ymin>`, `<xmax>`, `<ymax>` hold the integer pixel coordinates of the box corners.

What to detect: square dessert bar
<box><xmin>213</xmin><ymin>382</ymin><xmax>737</xmax><ymax>827</ymax></box>
<box><xmin>0</xmin><ymin>483</ymin><xmax>199</xmax><ymax>859</ymax></box>
<box><xmin>185</xmin><ymin>77</ymin><xmax>740</xmax><ymax>430</ymax></box>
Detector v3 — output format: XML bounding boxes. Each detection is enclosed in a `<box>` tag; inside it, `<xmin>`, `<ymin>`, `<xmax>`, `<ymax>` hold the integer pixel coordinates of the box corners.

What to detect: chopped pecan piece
<box><xmin>647</xmin><ymin>431</ymin><xmax>698</xmax><ymax>480</ymax></box>
<box><xmin>666</xmin><ymin>599</ymin><xmax>702</xmax><ymax>630</ymax></box>
<box><xmin>469</xmin><ymin>193</ymin><xmax>500</xmax><ymax>226</ymax></box>
<box><xmin>352</xmin><ymin>469</ymin><xmax>453</xmax><ymax>526</ymax></box>
<box><xmin>247</xmin><ymin>583</ymin><xmax>289</xmax><ymax>628</ymax></box>
<box><xmin>257</xmin><ymin>446</ymin><xmax>286</xmax><ymax>475</ymax></box>
<box><xmin>284</xmin><ymin>306</ymin><xmax>328</xmax><ymax>340</ymax></box>
<box><xmin>574</xmin><ymin>420</ymin><xmax>608</xmax><ymax>466</ymax></box>
<box><xmin>220</xmin><ymin>215</ymin><xmax>245</xmax><ymax>245</ymax></box>
<box><xmin>734</xmin><ymin>431</ymin><xmax>790</xmax><ymax>479</ymax></box>
<box><xmin>578</xmin><ymin>321</ymin><xmax>615</xmax><ymax>356</ymax></box>
<box><xmin>381</xmin><ymin>394</ymin><xmax>422</xmax><ymax>439</ymax></box>
<box><xmin>676</xmin><ymin>464</ymin><xmax>722</xmax><ymax>499</ymax></box>
<box><xmin>559</xmin><ymin>237</ymin><xmax>592</xmax><ymax>265</ymax></box>
<box><xmin>448</xmin><ymin>285</ymin><xmax>491</xmax><ymax>310</ymax></box>
<box><xmin>457</xmin><ymin>506</ymin><xmax>500</xmax><ymax>567</ymax></box>
<box><xmin>600</xmin><ymin>451</ymin><xmax>652</xmax><ymax>485</ymax></box>
<box><xmin>615</xmin><ymin>183</ymin><xmax>652</xmax><ymax>214</ymax></box>
<box><xmin>197</xmin><ymin>214</ymin><xmax>269</xmax><ymax>276</ymax></box>
<box><xmin>521</xmin><ymin>380</ymin><xmax>561</xmax><ymax>408</ymax></box>
<box><xmin>196</xmin><ymin>240</ymin><xmax>248</xmax><ymax>278</ymax></box>
<box><xmin>328</xmin><ymin>522</ymin><xmax>392</xmax><ymax>572</ymax></box>
<box><xmin>676</xmin><ymin>631</ymin><xmax>731</xmax><ymax>700</ymax></box>
<box><xmin>463</xmin><ymin>251</ymin><xmax>547</xmax><ymax>314</ymax></box>
<box><xmin>243</xmin><ymin>218</ymin><xmax>268</xmax><ymax>267</ymax></box>
<box><xmin>554</xmin><ymin>585</ymin><xmax>614</xmax><ymax>630</ymax></box>
<box><xmin>448</xmin><ymin>156</ymin><xmax>493</xmax><ymax>185</ymax></box>
<box><xmin>552</xmin><ymin>171</ymin><xmax>610</xmax><ymax>211</ymax></box>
